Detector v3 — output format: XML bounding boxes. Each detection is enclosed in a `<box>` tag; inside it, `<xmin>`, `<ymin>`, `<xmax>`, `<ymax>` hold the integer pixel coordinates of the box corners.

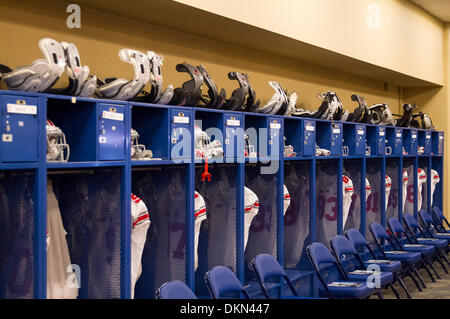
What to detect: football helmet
<box><xmin>244</xmin><ymin>134</ymin><xmax>257</xmax><ymax>158</ymax></box>
<box><xmin>368</xmin><ymin>103</ymin><xmax>396</xmax><ymax>126</ymax></box>
<box><xmin>46</xmin><ymin>119</ymin><xmax>70</xmax><ymax>162</ymax></box>
<box><xmin>0</xmin><ymin>38</ymin><xmax>66</xmax><ymax>92</ymax></box>
<box><xmin>410</xmin><ymin>112</ymin><xmax>434</xmax><ymax>130</ymax></box>
<box><xmin>313</xmin><ymin>91</ymin><xmax>344</xmax><ymax>120</ymax></box>
<box><xmin>194</xmin><ymin>125</ymin><xmax>224</xmax><ymax>159</ymax></box>
<box><xmin>131</xmin><ymin>128</ymin><xmax>153</xmax><ymax>160</ymax></box>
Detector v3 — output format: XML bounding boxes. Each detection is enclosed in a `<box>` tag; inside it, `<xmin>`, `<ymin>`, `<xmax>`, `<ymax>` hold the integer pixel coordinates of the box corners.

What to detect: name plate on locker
<box><xmin>439</xmin><ymin>136</ymin><xmax>444</xmax><ymax>140</ymax></box>
<box><xmin>379</xmin><ymin>131</ymin><xmax>385</xmax><ymax>136</ymax></box>
<box><xmin>396</xmin><ymin>133</ymin><xmax>402</xmax><ymax>138</ymax></box>
<box><xmin>333</xmin><ymin>128</ymin><xmax>341</xmax><ymax>134</ymax></box>
<box><xmin>412</xmin><ymin>134</ymin><xmax>417</xmax><ymax>139</ymax></box>
<box><xmin>305</xmin><ymin>125</ymin><xmax>315</xmax><ymax>131</ymax></box>
<box><xmin>102</xmin><ymin>110</ymin><xmax>124</xmax><ymax>121</ymax></box>
<box><xmin>7</xmin><ymin>103</ymin><xmax>37</xmax><ymax>115</ymax></box>
<box><xmin>173</xmin><ymin>116</ymin><xmax>189</xmax><ymax>124</ymax></box>
<box><xmin>357</xmin><ymin>129</ymin><xmax>364</xmax><ymax>135</ymax></box>
<box><xmin>270</xmin><ymin>123</ymin><xmax>281</xmax><ymax>129</ymax></box>
<box><xmin>226</xmin><ymin>119</ymin><xmax>240</xmax><ymax>126</ymax></box>
<box><xmin>426</xmin><ymin>134</ymin><xmax>431</xmax><ymax>139</ymax></box>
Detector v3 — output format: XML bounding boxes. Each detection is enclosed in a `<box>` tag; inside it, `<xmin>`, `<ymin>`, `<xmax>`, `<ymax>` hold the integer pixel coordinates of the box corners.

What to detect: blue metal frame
<box><xmin>0</xmin><ymin>89</ymin><xmax>444</xmax><ymax>299</ymax></box>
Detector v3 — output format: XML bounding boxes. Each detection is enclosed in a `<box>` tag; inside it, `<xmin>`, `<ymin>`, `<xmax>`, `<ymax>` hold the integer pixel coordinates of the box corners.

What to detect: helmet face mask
<box><xmin>46</xmin><ymin>120</ymin><xmax>70</xmax><ymax>162</ymax></box>
<box><xmin>131</xmin><ymin>128</ymin><xmax>153</xmax><ymax>160</ymax></box>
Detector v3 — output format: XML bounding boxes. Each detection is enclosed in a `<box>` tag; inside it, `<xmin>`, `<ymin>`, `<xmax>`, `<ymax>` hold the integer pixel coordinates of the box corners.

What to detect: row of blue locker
<box><xmin>0</xmin><ymin>90</ymin><xmax>444</xmax><ymax>165</ymax></box>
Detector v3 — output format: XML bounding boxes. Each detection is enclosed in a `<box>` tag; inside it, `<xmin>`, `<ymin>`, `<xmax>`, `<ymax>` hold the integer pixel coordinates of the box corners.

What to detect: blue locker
<box><xmin>1</xmin><ymin>94</ymin><xmax>39</xmax><ymax>162</ymax></box>
<box><xmin>170</xmin><ymin>109</ymin><xmax>192</xmax><ymax>161</ymax></box>
<box><xmin>355</xmin><ymin>125</ymin><xmax>366</xmax><ymax>155</ymax></box>
<box><xmin>303</xmin><ymin>120</ymin><xmax>315</xmax><ymax>156</ymax></box>
<box><xmin>98</xmin><ymin>103</ymin><xmax>126</xmax><ymax>161</ymax></box>
<box><xmin>424</xmin><ymin>131</ymin><xmax>432</xmax><ymax>155</ymax></box>
<box><xmin>268</xmin><ymin>117</ymin><xmax>282</xmax><ymax>157</ymax></box>
<box><xmin>386</xmin><ymin>128</ymin><xmax>402</xmax><ymax>155</ymax></box>
<box><xmin>378</xmin><ymin>127</ymin><xmax>386</xmax><ymax>155</ymax></box>
<box><xmin>403</xmin><ymin>129</ymin><xmax>418</xmax><ymax>155</ymax></box>
<box><xmin>330</xmin><ymin>122</ymin><xmax>343</xmax><ymax>155</ymax></box>
<box><xmin>434</xmin><ymin>132</ymin><xmax>444</xmax><ymax>155</ymax></box>
<box><xmin>223</xmin><ymin>113</ymin><xmax>244</xmax><ymax>160</ymax></box>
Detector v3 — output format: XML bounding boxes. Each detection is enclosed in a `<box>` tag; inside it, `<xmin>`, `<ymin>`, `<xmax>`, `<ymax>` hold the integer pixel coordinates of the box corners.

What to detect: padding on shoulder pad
<box><xmin>257</xmin><ymin>81</ymin><xmax>287</xmax><ymax>114</ymax></box>
<box><xmin>157</xmin><ymin>85</ymin><xmax>174</xmax><ymax>105</ymax></box>
<box><xmin>222</xmin><ymin>72</ymin><xmax>249</xmax><ymax>111</ymax></box>
<box><xmin>174</xmin><ymin>62</ymin><xmax>204</xmax><ymax>106</ymax></box>
<box><xmin>396</xmin><ymin>103</ymin><xmax>416</xmax><ymax>127</ymax></box>
<box><xmin>196</xmin><ymin>65</ymin><xmax>219</xmax><ymax>108</ymax></box>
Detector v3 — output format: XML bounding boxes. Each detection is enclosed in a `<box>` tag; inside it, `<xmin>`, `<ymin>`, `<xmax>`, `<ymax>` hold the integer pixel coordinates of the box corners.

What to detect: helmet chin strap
<box><xmin>1</xmin><ymin>38</ymin><xmax>66</xmax><ymax>92</ymax></box>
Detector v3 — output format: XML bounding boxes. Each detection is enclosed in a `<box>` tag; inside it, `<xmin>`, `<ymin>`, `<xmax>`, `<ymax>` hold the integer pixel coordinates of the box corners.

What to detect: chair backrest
<box><xmin>369</xmin><ymin>222</ymin><xmax>390</xmax><ymax>241</ymax></box>
<box><xmin>156</xmin><ymin>280</ymin><xmax>197</xmax><ymax>299</ymax></box>
<box><xmin>345</xmin><ymin>228</ymin><xmax>368</xmax><ymax>248</ymax></box>
<box><xmin>388</xmin><ymin>217</ymin><xmax>406</xmax><ymax>234</ymax></box>
<box><xmin>433</xmin><ymin>207</ymin><xmax>444</xmax><ymax>220</ymax></box>
<box><xmin>252</xmin><ymin>254</ymin><xmax>298</xmax><ymax>298</ymax></box>
<box><xmin>419</xmin><ymin>209</ymin><xmax>433</xmax><ymax>225</ymax></box>
<box><xmin>330</xmin><ymin>235</ymin><xmax>358</xmax><ymax>261</ymax></box>
<box><xmin>306</xmin><ymin>242</ymin><xmax>337</xmax><ymax>271</ymax></box>
<box><xmin>403</xmin><ymin>214</ymin><xmax>420</xmax><ymax>229</ymax></box>
<box><xmin>205</xmin><ymin>266</ymin><xmax>249</xmax><ymax>299</ymax></box>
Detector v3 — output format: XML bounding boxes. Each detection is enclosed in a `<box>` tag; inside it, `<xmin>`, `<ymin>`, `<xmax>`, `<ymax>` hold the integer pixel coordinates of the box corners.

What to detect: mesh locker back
<box><xmin>195</xmin><ymin>165</ymin><xmax>237</xmax><ymax>295</ymax></box>
<box><xmin>0</xmin><ymin>172</ymin><xmax>35</xmax><ymax>298</ymax></box>
<box><xmin>245</xmin><ymin>164</ymin><xmax>278</xmax><ymax>280</ymax></box>
<box><xmin>418</xmin><ymin>160</ymin><xmax>428</xmax><ymax>211</ymax></box>
<box><xmin>132</xmin><ymin>166</ymin><xmax>187</xmax><ymax>299</ymax></box>
<box><xmin>386</xmin><ymin>160</ymin><xmax>400</xmax><ymax>221</ymax></box>
<box><xmin>344</xmin><ymin>160</ymin><xmax>362</xmax><ymax>232</ymax></box>
<box><xmin>403</xmin><ymin>160</ymin><xmax>415</xmax><ymax>215</ymax></box>
<box><xmin>366</xmin><ymin>160</ymin><xmax>382</xmax><ymax>237</ymax></box>
<box><xmin>316</xmin><ymin>161</ymin><xmax>338</xmax><ymax>248</ymax></box>
<box><xmin>52</xmin><ymin>169</ymin><xmax>122</xmax><ymax>299</ymax></box>
<box><xmin>284</xmin><ymin>162</ymin><xmax>311</xmax><ymax>269</ymax></box>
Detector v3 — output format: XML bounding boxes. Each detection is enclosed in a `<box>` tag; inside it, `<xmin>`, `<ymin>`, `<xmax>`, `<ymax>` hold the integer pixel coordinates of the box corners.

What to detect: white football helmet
<box><xmin>131</xmin><ymin>128</ymin><xmax>153</xmax><ymax>160</ymax></box>
<box><xmin>46</xmin><ymin>119</ymin><xmax>70</xmax><ymax>162</ymax></box>
<box><xmin>194</xmin><ymin>125</ymin><xmax>224</xmax><ymax>159</ymax></box>
<box><xmin>245</xmin><ymin>134</ymin><xmax>257</xmax><ymax>158</ymax></box>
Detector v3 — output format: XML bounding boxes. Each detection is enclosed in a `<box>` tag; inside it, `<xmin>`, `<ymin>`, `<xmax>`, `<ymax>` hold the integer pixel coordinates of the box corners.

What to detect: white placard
<box><xmin>7</xmin><ymin>103</ymin><xmax>37</xmax><ymax>115</ymax></box>
<box><xmin>2</xmin><ymin>134</ymin><xmax>12</xmax><ymax>142</ymax></box>
<box><xmin>102</xmin><ymin>111</ymin><xmax>124</xmax><ymax>121</ymax></box>
<box><xmin>305</xmin><ymin>125</ymin><xmax>314</xmax><ymax>131</ymax></box>
<box><xmin>426</xmin><ymin>135</ymin><xmax>431</xmax><ymax>139</ymax></box>
<box><xmin>396</xmin><ymin>133</ymin><xmax>402</xmax><ymax>138</ymax></box>
<box><xmin>439</xmin><ymin>136</ymin><xmax>444</xmax><ymax>140</ymax></box>
<box><xmin>357</xmin><ymin>130</ymin><xmax>364</xmax><ymax>135</ymax></box>
<box><xmin>333</xmin><ymin>128</ymin><xmax>341</xmax><ymax>134</ymax></box>
<box><xmin>226</xmin><ymin>119</ymin><xmax>240</xmax><ymax>126</ymax></box>
<box><xmin>412</xmin><ymin>134</ymin><xmax>417</xmax><ymax>139</ymax></box>
<box><xmin>379</xmin><ymin>131</ymin><xmax>385</xmax><ymax>136</ymax></box>
<box><xmin>270</xmin><ymin>123</ymin><xmax>281</xmax><ymax>129</ymax></box>
<box><xmin>173</xmin><ymin>116</ymin><xmax>189</xmax><ymax>124</ymax></box>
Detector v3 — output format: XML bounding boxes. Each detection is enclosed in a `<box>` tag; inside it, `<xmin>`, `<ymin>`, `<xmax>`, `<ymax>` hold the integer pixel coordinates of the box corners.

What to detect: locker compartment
<box><xmin>432</xmin><ymin>131</ymin><xmax>444</xmax><ymax>155</ymax></box>
<box><xmin>316</xmin><ymin>121</ymin><xmax>342</xmax><ymax>156</ymax></box>
<box><xmin>403</xmin><ymin>128</ymin><xmax>418</xmax><ymax>155</ymax></box>
<box><xmin>343</xmin><ymin>124</ymin><xmax>366</xmax><ymax>156</ymax></box>
<box><xmin>343</xmin><ymin>159</ymin><xmax>363</xmax><ymax>233</ymax></box>
<box><xmin>245</xmin><ymin>114</ymin><xmax>283</xmax><ymax>158</ymax></box>
<box><xmin>245</xmin><ymin>163</ymin><xmax>280</xmax><ymax>281</ymax></box>
<box><xmin>284</xmin><ymin>161</ymin><xmax>311</xmax><ymax>269</ymax></box>
<box><xmin>403</xmin><ymin>158</ymin><xmax>416</xmax><ymax>216</ymax></box>
<box><xmin>418</xmin><ymin>130</ymin><xmax>432</xmax><ymax>155</ymax></box>
<box><xmin>131</xmin><ymin>105</ymin><xmax>169</xmax><ymax>160</ymax></box>
<box><xmin>316</xmin><ymin>160</ymin><xmax>339</xmax><ymax>248</ymax></box>
<box><xmin>50</xmin><ymin>168</ymin><xmax>124</xmax><ymax>299</ymax></box>
<box><xmin>366</xmin><ymin>159</ymin><xmax>383</xmax><ymax>237</ymax></box>
<box><xmin>98</xmin><ymin>103</ymin><xmax>126</xmax><ymax>161</ymax></box>
<box><xmin>194</xmin><ymin>164</ymin><xmax>238</xmax><ymax>295</ymax></box>
<box><xmin>170</xmin><ymin>109</ymin><xmax>193</xmax><ymax>161</ymax></box>
<box><xmin>431</xmin><ymin>158</ymin><xmax>443</xmax><ymax>210</ymax></box>
<box><xmin>385</xmin><ymin>159</ymin><xmax>400</xmax><ymax>221</ymax></box>
<box><xmin>302</xmin><ymin>120</ymin><xmax>316</xmax><ymax>156</ymax></box>
<box><xmin>1</xmin><ymin>94</ymin><xmax>39</xmax><ymax>163</ymax></box>
<box><xmin>283</xmin><ymin>118</ymin><xmax>303</xmax><ymax>158</ymax></box>
<box><xmin>0</xmin><ymin>170</ymin><xmax>36</xmax><ymax>298</ymax></box>
<box><xmin>366</xmin><ymin>125</ymin><xmax>385</xmax><ymax>156</ymax></box>
<box><xmin>385</xmin><ymin>127</ymin><xmax>403</xmax><ymax>155</ymax></box>
<box><xmin>418</xmin><ymin>158</ymin><xmax>429</xmax><ymax>212</ymax></box>
<box><xmin>46</xmin><ymin>98</ymin><xmax>98</xmax><ymax>162</ymax></box>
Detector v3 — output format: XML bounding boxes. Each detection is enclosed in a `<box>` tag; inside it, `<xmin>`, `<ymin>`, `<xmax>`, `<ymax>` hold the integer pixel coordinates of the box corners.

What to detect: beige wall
<box><xmin>175</xmin><ymin>0</ymin><xmax>445</xmax><ymax>85</ymax></box>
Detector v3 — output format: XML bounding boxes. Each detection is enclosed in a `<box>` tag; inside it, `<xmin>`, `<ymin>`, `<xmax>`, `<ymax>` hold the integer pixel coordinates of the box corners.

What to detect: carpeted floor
<box><xmin>383</xmin><ymin>257</ymin><xmax>450</xmax><ymax>299</ymax></box>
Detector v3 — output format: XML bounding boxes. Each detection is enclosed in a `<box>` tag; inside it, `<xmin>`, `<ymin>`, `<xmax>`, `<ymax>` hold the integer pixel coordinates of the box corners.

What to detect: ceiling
<box><xmin>410</xmin><ymin>0</ymin><xmax>450</xmax><ymax>22</ymax></box>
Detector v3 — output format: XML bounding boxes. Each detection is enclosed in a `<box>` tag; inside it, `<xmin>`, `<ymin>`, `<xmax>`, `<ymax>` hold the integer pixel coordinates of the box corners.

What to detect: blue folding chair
<box><xmin>330</xmin><ymin>235</ymin><xmax>398</xmax><ymax>299</ymax></box>
<box><xmin>345</xmin><ymin>228</ymin><xmax>411</xmax><ymax>298</ymax></box>
<box><xmin>432</xmin><ymin>207</ymin><xmax>450</xmax><ymax>234</ymax></box>
<box><xmin>251</xmin><ymin>254</ymin><xmax>298</xmax><ymax>299</ymax></box>
<box><xmin>204</xmin><ymin>266</ymin><xmax>250</xmax><ymax>299</ymax></box>
<box><xmin>387</xmin><ymin>218</ymin><xmax>440</xmax><ymax>281</ymax></box>
<box><xmin>306</xmin><ymin>242</ymin><xmax>377</xmax><ymax>299</ymax></box>
<box><xmin>156</xmin><ymin>280</ymin><xmax>197</xmax><ymax>299</ymax></box>
<box><xmin>369</xmin><ymin>222</ymin><xmax>426</xmax><ymax>292</ymax></box>
<box><xmin>403</xmin><ymin>213</ymin><xmax>450</xmax><ymax>270</ymax></box>
<box><xmin>419</xmin><ymin>210</ymin><xmax>450</xmax><ymax>242</ymax></box>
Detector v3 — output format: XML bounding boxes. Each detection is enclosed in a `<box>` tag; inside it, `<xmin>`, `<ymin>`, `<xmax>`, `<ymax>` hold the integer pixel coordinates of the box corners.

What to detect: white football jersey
<box><xmin>402</xmin><ymin>169</ymin><xmax>408</xmax><ymax>212</ymax></box>
<box><xmin>385</xmin><ymin>175</ymin><xmax>392</xmax><ymax>211</ymax></box>
<box><xmin>366</xmin><ymin>178</ymin><xmax>371</xmax><ymax>201</ymax></box>
<box><xmin>431</xmin><ymin>169</ymin><xmax>440</xmax><ymax>207</ymax></box>
<box><xmin>283</xmin><ymin>185</ymin><xmax>291</xmax><ymax>216</ymax></box>
<box><xmin>342</xmin><ymin>175</ymin><xmax>354</xmax><ymax>229</ymax></box>
<box><xmin>244</xmin><ymin>187</ymin><xmax>259</xmax><ymax>250</ymax></box>
<box><xmin>47</xmin><ymin>180</ymin><xmax>79</xmax><ymax>299</ymax></box>
<box><xmin>194</xmin><ymin>191</ymin><xmax>207</xmax><ymax>270</ymax></box>
<box><xmin>417</xmin><ymin>168</ymin><xmax>427</xmax><ymax>211</ymax></box>
<box><xmin>131</xmin><ymin>193</ymin><xmax>150</xmax><ymax>299</ymax></box>
<box><xmin>316</xmin><ymin>168</ymin><xmax>338</xmax><ymax>246</ymax></box>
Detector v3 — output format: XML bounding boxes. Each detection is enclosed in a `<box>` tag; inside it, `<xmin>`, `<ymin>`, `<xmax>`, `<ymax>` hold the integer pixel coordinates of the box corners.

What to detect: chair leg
<box><xmin>376</xmin><ymin>290</ymin><xmax>384</xmax><ymax>299</ymax></box>
<box><xmin>438</xmin><ymin>250</ymin><xmax>450</xmax><ymax>270</ymax></box>
<box><xmin>425</xmin><ymin>255</ymin><xmax>441</xmax><ymax>280</ymax></box>
<box><xmin>407</xmin><ymin>267</ymin><xmax>423</xmax><ymax>292</ymax></box>
<box><xmin>389</xmin><ymin>283</ymin><xmax>401</xmax><ymax>299</ymax></box>
<box><xmin>395</xmin><ymin>273</ymin><xmax>411</xmax><ymax>299</ymax></box>
<box><xmin>440</xmin><ymin>249</ymin><xmax>450</xmax><ymax>266</ymax></box>
<box><xmin>411</xmin><ymin>264</ymin><xmax>427</xmax><ymax>289</ymax></box>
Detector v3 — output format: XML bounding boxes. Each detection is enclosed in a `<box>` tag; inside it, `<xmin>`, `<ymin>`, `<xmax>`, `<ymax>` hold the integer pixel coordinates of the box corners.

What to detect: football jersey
<box><xmin>417</xmin><ymin>168</ymin><xmax>427</xmax><ymax>211</ymax></box>
<box><xmin>244</xmin><ymin>187</ymin><xmax>259</xmax><ymax>250</ymax></box>
<box><xmin>131</xmin><ymin>193</ymin><xmax>150</xmax><ymax>299</ymax></box>
<box><xmin>366</xmin><ymin>178</ymin><xmax>372</xmax><ymax>201</ymax></box>
<box><xmin>283</xmin><ymin>185</ymin><xmax>291</xmax><ymax>216</ymax></box>
<box><xmin>342</xmin><ymin>175</ymin><xmax>354</xmax><ymax>230</ymax></box>
<box><xmin>403</xmin><ymin>165</ymin><xmax>416</xmax><ymax>214</ymax></box>
<box><xmin>47</xmin><ymin>179</ymin><xmax>79</xmax><ymax>299</ymax></box>
<box><xmin>431</xmin><ymin>169</ymin><xmax>440</xmax><ymax>207</ymax></box>
<box><xmin>194</xmin><ymin>191</ymin><xmax>207</xmax><ymax>270</ymax></box>
<box><xmin>316</xmin><ymin>167</ymin><xmax>339</xmax><ymax>246</ymax></box>
<box><xmin>385</xmin><ymin>175</ymin><xmax>392</xmax><ymax>211</ymax></box>
<box><xmin>402</xmin><ymin>169</ymin><xmax>408</xmax><ymax>212</ymax></box>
